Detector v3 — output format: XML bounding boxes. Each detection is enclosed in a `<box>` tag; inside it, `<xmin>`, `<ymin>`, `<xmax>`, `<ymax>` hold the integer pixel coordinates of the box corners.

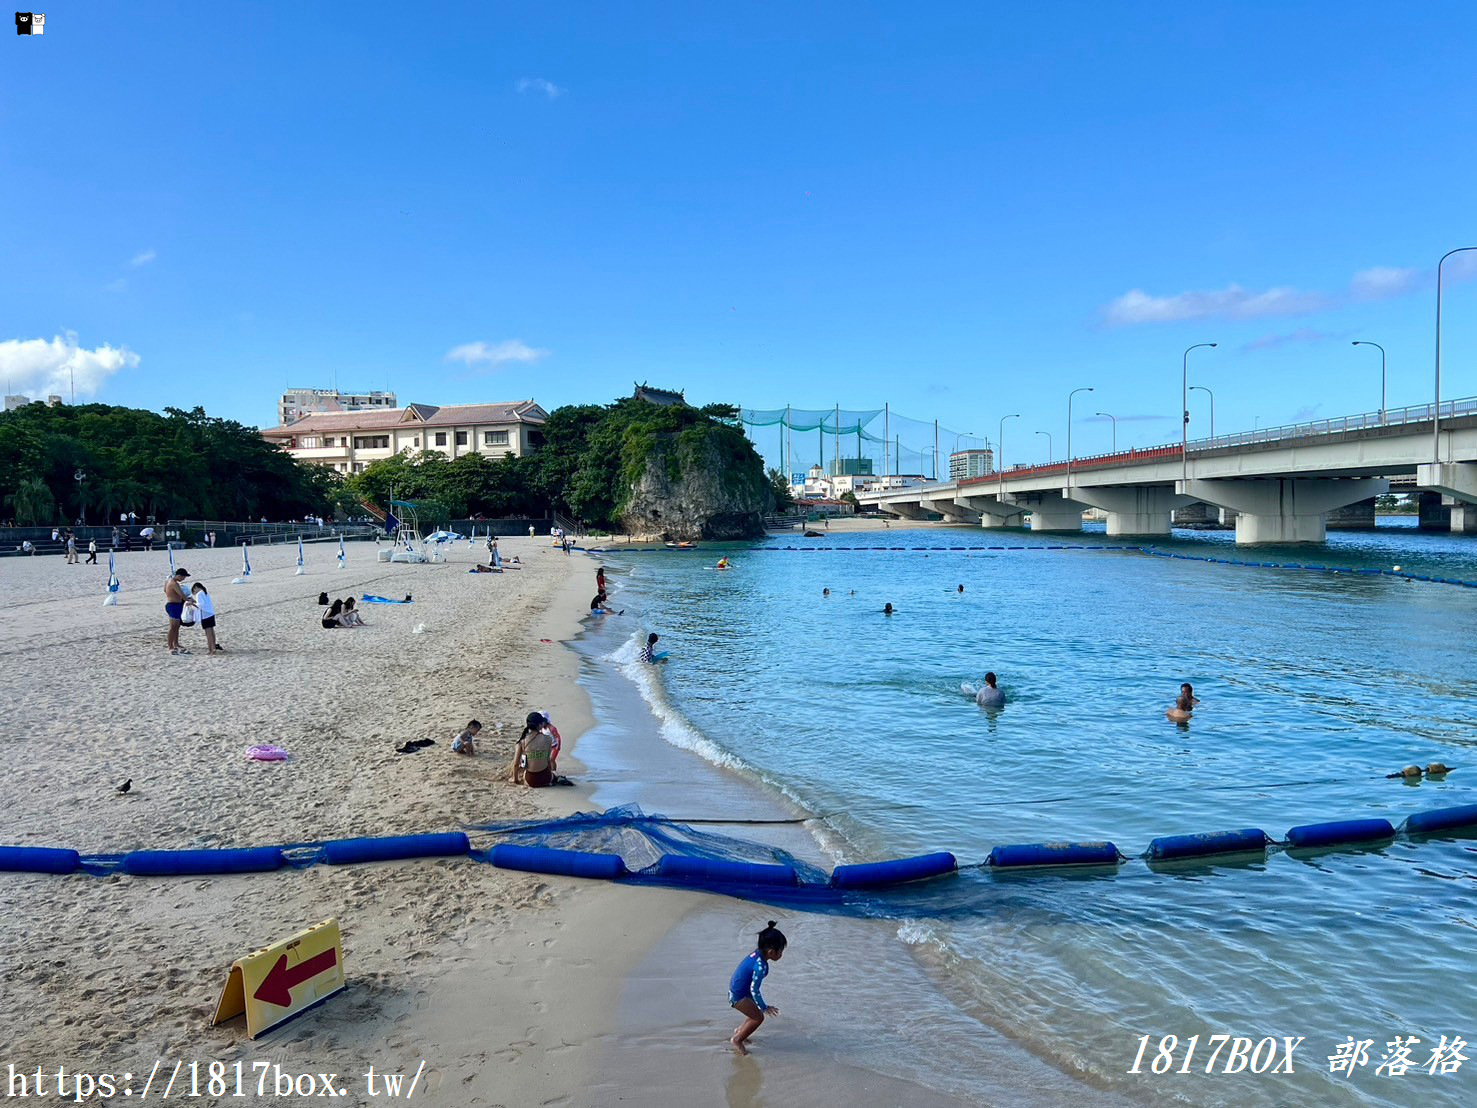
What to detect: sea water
<box><xmin>585</xmin><ymin>522</ymin><xmax>1477</xmax><ymax>1106</ymax></box>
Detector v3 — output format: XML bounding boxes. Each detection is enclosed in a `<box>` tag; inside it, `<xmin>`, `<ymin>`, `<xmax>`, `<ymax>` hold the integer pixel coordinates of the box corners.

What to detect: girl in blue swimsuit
<box><xmin>728</xmin><ymin>921</ymin><xmax>787</xmax><ymax>1054</ymax></box>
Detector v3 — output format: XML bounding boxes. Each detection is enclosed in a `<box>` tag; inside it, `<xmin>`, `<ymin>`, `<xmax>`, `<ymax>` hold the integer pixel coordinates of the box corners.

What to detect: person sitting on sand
<box><xmin>1166</xmin><ymin>682</ymin><xmax>1199</xmax><ymax>722</ymax></box>
<box><xmin>510</xmin><ymin>711</ymin><xmax>555</xmax><ymax>787</ymax></box>
<box><xmin>729</xmin><ymin>921</ymin><xmax>787</xmax><ymax>1055</ymax></box>
<box><xmin>452</xmin><ymin>719</ymin><xmax>481</xmax><ymax>755</ymax></box>
<box><xmin>591</xmin><ymin>591</ymin><xmax>609</xmax><ymax>613</ymax></box>
<box><xmin>321</xmin><ymin>598</ymin><xmax>344</xmax><ymax>629</ymax></box>
<box><xmin>339</xmin><ymin>597</ymin><xmax>366</xmax><ymax>627</ymax></box>
<box><xmin>975</xmin><ymin>671</ymin><xmax>1004</xmax><ymax>708</ymax></box>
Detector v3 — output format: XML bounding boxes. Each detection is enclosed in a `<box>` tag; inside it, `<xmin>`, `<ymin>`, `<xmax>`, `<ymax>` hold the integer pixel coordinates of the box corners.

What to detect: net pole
<box><xmin>934</xmin><ymin>420</ymin><xmax>939</xmax><ymax>481</ymax></box>
<box><xmin>833</xmin><ymin>404</ymin><xmax>839</xmax><ymax>474</ymax></box>
<box><xmin>884</xmin><ymin>403</ymin><xmax>890</xmax><ymax>478</ymax></box>
<box><xmin>785</xmin><ymin>404</ymin><xmax>791</xmax><ymax>483</ymax></box>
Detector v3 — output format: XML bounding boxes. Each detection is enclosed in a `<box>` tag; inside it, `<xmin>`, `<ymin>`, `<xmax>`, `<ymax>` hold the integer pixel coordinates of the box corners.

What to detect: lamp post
<box><xmin>1351</xmin><ymin>341</ymin><xmax>1386</xmax><ymax>423</ymax></box>
<box><xmin>74</xmin><ymin>469</ymin><xmax>86</xmax><ymax>524</ymax></box>
<box><xmin>1096</xmin><ymin>412</ymin><xmax>1117</xmax><ymax>453</ymax></box>
<box><xmin>1036</xmin><ymin>430</ymin><xmax>1053</xmax><ymax>463</ymax></box>
<box><xmin>1436</xmin><ymin>248</ymin><xmax>1477</xmax><ymax>462</ymax></box>
<box><xmin>1182</xmin><ymin>342</ymin><xmax>1217</xmax><ymax>481</ymax></box>
<box><xmin>1066</xmin><ymin>386</ymin><xmax>1093</xmax><ymax>487</ymax></box>
<box><xmin>998</xmin><ymin>413</ymin><xmax>1020</xmax><ymax>501</ymax></box>
<box><xmin>1189</xmin><ymin>385</ymin><xmax>1216</xmax><ymax>441</ymax></box>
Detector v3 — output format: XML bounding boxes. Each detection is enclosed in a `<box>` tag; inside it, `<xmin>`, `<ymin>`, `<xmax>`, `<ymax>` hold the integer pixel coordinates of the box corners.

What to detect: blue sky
<box><xmin>4</xmin><ymin>1</ymin><xmax>1477</xmax><ymax>474</ymax></box>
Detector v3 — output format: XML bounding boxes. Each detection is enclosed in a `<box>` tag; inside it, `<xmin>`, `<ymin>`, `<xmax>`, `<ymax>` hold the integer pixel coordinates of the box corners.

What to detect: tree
<box><xmin>5</xmin><ymin>476</ymin><xmax>55</xmax><ymax>525</ymax></box>
<box><xmin>840</xmin><ymin>490</ymin><xmax>861</xmax><ymax>515</ymax></box>
<box><xmin>768</xmin><ymin>468</ymin><xmax>796</xmax><ymax>511</ymax></box>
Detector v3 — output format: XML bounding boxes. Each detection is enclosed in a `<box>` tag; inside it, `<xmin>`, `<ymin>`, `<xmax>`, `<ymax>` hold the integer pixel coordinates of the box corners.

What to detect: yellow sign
<box><xmin>213</xmin><ymin>919</ymin><xmax>346</xmax><ymax>1038</ymax></box>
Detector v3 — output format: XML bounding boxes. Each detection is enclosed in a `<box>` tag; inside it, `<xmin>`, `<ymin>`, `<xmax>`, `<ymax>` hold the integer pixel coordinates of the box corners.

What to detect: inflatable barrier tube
<box><xmin>1147</xmin><ymin>829</ymin><xmax>1269</xmax><ymax>861</ymax></box>
<box><xmin>1285</xmin><ymin>818</ymin><xmax>1395</xmax><ymax>849</ymax></box>
<box><xmin>831</xmin><ymin>852</ymin><xmax>957</xmax><ymax>888</ymax></box>
<box><xmin>322</xmin><ymin>832</ymin><xmax>470</xmax><ymax>866</ymax></box>
<box><xmin>121</xmin><ymin>846</ymin><xmax>285</xmax><ymax>876</ymax></box>
<box><xmin>1405</xmin><ymin>804</ymin><xmax>1477</xmax><ymax>835</ymax></box>
<box><xmin>0</xmin><ymin>846</ymin><xmax>81</xmax><ymax>874</ymax></box>
<box><xmin>987</xmin><ymin>841</ymin><xmax>1120</xmax><ymax>868</ymax></box>
<box><xmin>655</xmin><ymin>855</ymin><xmax>799</xmax><ymax>886</ymax></box>
<box><xmin>490</xmin><ymin>844</ymin><xmax>627</xmax><ymax>880</ymax></box>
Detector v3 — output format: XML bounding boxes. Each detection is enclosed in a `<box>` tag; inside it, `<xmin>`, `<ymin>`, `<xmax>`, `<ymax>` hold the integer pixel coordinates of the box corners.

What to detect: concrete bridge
<box><xmin>857</xmin><ymin>397</ymin><xmax>1477</xmax><ymax>544</ymax></box>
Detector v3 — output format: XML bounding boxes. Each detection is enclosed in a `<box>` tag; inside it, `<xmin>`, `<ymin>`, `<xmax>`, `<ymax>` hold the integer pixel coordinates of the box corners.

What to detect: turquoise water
<box><xmin>596</xmin><ymin>523</ymin><xmax>1477</xmax><ymax>1106</ymax></box>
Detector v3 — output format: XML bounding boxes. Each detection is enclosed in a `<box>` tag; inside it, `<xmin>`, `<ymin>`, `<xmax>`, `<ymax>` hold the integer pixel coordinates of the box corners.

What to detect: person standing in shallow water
<box><xmin>976</xmin><ymin>672</ymin><xmax>1004</xmax><ymax>708</ymax></box>
<box><xmin>729</xmin><ymin>921</ymin><xmax>787</xmax><ymax>1055</ymax></box>
<box><xmin>1166</xmin><ymin>682</ymin><xmax>1199</xmax><ymax>722</ymax></box>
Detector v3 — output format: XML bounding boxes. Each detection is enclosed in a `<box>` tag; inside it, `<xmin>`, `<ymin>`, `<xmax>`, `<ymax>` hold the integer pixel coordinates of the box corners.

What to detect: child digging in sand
<box><xmin>728</xmin><ymin>921</ymin><xmax>787</xmax><ymax>1054</ymax></box>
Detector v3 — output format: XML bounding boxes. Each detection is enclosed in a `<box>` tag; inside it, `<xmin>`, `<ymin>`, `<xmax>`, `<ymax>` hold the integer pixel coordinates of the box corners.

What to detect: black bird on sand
<box><xmin>117</xmin><ymin>779</ymin><xmax>131</xmax><ymax>795</ymax></box>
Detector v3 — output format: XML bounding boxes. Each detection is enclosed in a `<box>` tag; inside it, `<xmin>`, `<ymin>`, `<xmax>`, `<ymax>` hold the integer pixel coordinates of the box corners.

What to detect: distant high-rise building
<box><xmin>279</xmin><ymin>387</ymin><xmax>398</xmax><ymax>426</ymax></box>
<box><xmin>949</xmin><ymin>448</ymin><xmax>994</xmax><ymax>481</ymax></box>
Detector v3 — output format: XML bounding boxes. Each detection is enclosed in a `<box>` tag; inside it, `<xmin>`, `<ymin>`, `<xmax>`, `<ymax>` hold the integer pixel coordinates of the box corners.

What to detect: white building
<box><xmin>261</xmin><ymin>400</ymin><xmax>547</xmax><ymax>474</ymax></box>
<box><xmin>789</xmin><ymin>465</ymin><xmax>928</xmax><ymax>501</ymax></box>
<box><xmin>279</xmin><ymin>387</ymin><xmax>398</xmax><ymax>427</ymax></box>
<box><xmin>949</xmin><ymin>448</ymin><xmax>994</xmax><ymax>481</ymax></box>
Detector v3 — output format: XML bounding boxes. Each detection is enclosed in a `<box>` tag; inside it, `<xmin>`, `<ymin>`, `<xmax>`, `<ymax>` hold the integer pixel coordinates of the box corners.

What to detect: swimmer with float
<box><xmin>1165</xmin><ymin>681</ymin><xmax>1199</xmax><ymax>722</ymax></box>
<box><xmin>716</xmin><ymin>556</ymin><xmax>732</xmax><ymax>570</ymax></box>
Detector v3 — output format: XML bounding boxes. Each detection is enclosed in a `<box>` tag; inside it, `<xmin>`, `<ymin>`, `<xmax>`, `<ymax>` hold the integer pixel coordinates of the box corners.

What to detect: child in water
<box><xmin>729</xmin><ymin>921</ymin><xmax>787</xmax><ymax>1054</ymax></box>
<box><xmin>1166</xmin><ymin>682</ymin><xmax>1199</xmax><ymax>722</ymax></box>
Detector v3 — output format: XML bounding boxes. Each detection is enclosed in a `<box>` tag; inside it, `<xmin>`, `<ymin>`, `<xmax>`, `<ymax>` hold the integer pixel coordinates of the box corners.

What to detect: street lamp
<box><xmin>1436</xmin><ymin>248</ymin><xmax>1477</xmax><ymax>461</ymax></box>
<box><xmin>1096</xmin><ymin>412</ymin><xmax>1117</xmax><ymax>453</ymax></box>
<box><xmin>1182</xmin><ymin>342</ymin><xmax>1217</xmax><ymax>481</ymax></box>
<box><xmin>998</xmin><ymin>413</ymin><xmax>1020</xmax><ymax>500</ymax></box>
<box><xmin>1351</xmin><ymin>341</ymin><xmax>1386</xmax><ymax>423</ymax></box>
<box><xmin>74</xmin><ymin>469</ymin><xmax>86</xmax><ymax>524</ymax></box>
<box><xmin>1190</xmin><ymin>385</ymin><xmax>1216</xmax><ymax>441</ymax></box>
<box><xmin>1036</xmin><ymin>430</ymin><xmax>1053</xmax><ymax>463</ymax></box>
<box><xmin>1066</xmin><ymin>386</ymin><xmax>1093</xmax><ymax>486</ymax></box>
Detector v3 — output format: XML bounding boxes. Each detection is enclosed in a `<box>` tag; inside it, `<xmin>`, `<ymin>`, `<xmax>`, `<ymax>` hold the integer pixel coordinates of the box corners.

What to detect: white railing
<box><xmin>1188</xmin><ymin>395</ymin><xmax>1477</xmax><ymax>453</ymax></box>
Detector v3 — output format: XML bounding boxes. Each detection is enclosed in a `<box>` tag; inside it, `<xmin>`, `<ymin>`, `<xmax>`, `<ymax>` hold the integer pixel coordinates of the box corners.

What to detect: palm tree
<box><xmin>5</xmin><ymin>476</ymin><xmax>56</xmax><ymax>525</ymax></box>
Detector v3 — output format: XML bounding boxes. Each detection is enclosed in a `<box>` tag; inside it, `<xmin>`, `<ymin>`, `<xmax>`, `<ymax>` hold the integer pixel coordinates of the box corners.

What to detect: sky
<box><xmin>4</xmin><ymin>1</ymin><xmax>1477</xmax><ymax>476</ymax></box>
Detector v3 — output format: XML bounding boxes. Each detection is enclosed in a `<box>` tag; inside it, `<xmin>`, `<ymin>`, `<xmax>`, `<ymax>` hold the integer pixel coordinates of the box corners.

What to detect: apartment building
<box><xmin>279</xmin><ymin>387</ymin><xmax>398</xmax><ymax>426</ymax></box>
<box><xmin>261</xmin><ymin>400</ymin><xmax>548</xmax><ymax>474</ymax></box>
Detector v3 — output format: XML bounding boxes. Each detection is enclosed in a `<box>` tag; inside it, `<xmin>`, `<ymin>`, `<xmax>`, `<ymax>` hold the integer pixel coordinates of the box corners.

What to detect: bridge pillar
<box><xmin>1171</xmin><ymin>501</ymin><xmax>1223</xmax><ymax>529</ymax></box>
<box><xmin>1069</xmin><ymin>485</ymin><xmax>1194</xmax><ymax>536</ymax></box>
<box><xmin>1178</xmin><ymin>478</ymin><xmax>1389</xmax><ymax>545</ymax></box>
<box><xmin>920</xmin><ymin>496</ymin><xmax>980</xmax><ymax>525</ymax></box>
<box><xmin>1417</xmin><ymin>463</ymin><xmax>1477</xmax><ymax>532</ymax></box>
<box><xmin>882</xmin><ymin>502</ymin><xmax>929</xmax><ymax>521</ymax></box>
<box><xmin>1326</xmin><ymin>497</ymin><xmax>1378</xmax><ymax>530</ymax></box>
<box><xmin>957</xmin><ymin>494</ymin><xmax>1025</xmax><ymax>529</ymax></box>
<box><xmin>1415</xmin><ymin>491</ymin><xmax>1452</xmax><ymax>531</ymax></box>
<box><xmin>1008</xmin><ymin>490</ymin><xmax>1088</xmax><ymax>533</ymax></box>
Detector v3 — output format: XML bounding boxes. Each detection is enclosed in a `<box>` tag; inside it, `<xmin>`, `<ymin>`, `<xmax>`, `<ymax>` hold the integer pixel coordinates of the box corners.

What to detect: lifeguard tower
<box><xmin>387</xmin><ymin>499</ymin><xmax>431</xmax><ymax>564</ymax></box>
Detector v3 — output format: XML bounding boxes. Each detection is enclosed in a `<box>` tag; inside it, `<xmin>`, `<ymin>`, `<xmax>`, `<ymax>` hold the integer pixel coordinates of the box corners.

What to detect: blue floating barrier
<box><xmin>0</xmin><ymin>846</ymin><xmax>81</xmax><ymax>874</ymax></box>
<box><xmin>490</xmin><ymin>844</ymin><xmax>627</xmax><ymax>880</ymax></box>
<box><xmin>654</xmin><ymin>855</ymin><xmax>799</xmax><ymax>886</ymax></box>
<box><xmin>322</xmin><ymin>832</ymin><xmax>469</xmax><ymax>866</ymax></box>
<box><xmin>831</xmin><ymin>852</ymin><xmax>958</xmax><ymax>888</ymax></box>
<box><xmin>1147</xmin><ymin>829</ymin><xmax>1269</xmax><ymax>861</ymax></box>
<box><xmin>122</xmin><ymin>846</ymin><xmax>285</xmax><ymax>876</ymax></box>
<box><xmin>1285</xmin><ymin>818</ymin><xmax>1395</xmax><ymax>849</ymax></box>
<box><xmin>1405</xmin><ymin>804</ymin><xmax>1477</xmax><ymax>835</ymax></box>
<box><xmin>987</xmin><ymin>841</ymin><xmax>1121</xmax><ymax>868</ymax></box>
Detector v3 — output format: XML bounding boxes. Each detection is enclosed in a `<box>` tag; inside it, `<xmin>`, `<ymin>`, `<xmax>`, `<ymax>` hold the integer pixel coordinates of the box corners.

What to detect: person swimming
<box><xmin>822</xmin><ymin>587</ymin><xmax>831</xmax><ymax>597</ymax></box>
<box><xmin>957</xmin><ymin>584</ymin><xmax>965</xmax><ymax>594</ymax></box>
<box><xmin>716</xmin><ymin>557</ymin><xmax>732</xmax><ymax>570</ymax></box>
<box><xmin>975</xmin><ymin>671</ymin><xmax>1004</xmax><ymax>708</ymax></box>
<box><xmin>1165</xmin><ymin>681</ymin><xmax>1199</xmax><ymax>722</ymax></box>
<box><xmin>883</xmin><ymin>603</ymin><xmax>895</xmax><ymax>615</ymax></box>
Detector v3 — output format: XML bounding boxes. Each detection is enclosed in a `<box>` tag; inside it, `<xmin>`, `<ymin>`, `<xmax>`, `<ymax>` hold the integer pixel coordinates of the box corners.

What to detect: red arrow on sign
<box><xmin>253</xmin><ymin>948</ymin><xmax>339</xmax><ymax>1008</ymax></box>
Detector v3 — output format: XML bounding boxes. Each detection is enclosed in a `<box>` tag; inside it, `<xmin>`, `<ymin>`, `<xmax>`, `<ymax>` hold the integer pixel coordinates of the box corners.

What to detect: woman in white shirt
<box><xmin>190</xmin><ymin>582</ymin><xmax>224</xmax><ymax>654</ymax></box>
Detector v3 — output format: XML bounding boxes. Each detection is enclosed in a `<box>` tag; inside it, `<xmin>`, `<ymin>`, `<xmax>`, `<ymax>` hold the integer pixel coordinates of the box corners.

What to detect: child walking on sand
<box><xmin>728</xmin><ymin>921</ymin><xmax>787</xmax><ymax>1054</ymax></box>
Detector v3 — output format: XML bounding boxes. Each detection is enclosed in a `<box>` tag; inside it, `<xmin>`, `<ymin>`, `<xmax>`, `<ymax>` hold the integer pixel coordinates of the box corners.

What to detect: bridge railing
<box><xmin>1187</xmin><ymin>394</ymin><xmax>1477</xmax><ymax>453</ymax></box>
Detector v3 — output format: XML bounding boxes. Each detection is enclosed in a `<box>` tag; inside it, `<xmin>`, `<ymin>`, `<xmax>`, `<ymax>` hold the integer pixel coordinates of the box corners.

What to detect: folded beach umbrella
<box><xmin>337</xmin><ymin>534</ymin><xmax>347</xmax><ymax>568</ymax></box>
<box><xmin>296</xmin><ymin>536</ymin><xmax>306</xmax><ymax>575</ymax></box>
<box><xmin>232</xmin><ymin>542</ymin><xmax>252</xmax><ymax>584</ymax></box>
<box><xmin>168</xmin><ymin>543</ymin><xmax>176</xmax><ymax>575</ymax></box>
<box><xmin>103</xmin><ymin>550</ymin><xmax>120</xmax><ymax>607</ymax></box>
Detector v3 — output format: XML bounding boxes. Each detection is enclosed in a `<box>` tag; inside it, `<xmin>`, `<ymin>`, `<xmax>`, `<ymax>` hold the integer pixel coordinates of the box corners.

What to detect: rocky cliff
<box><xmin>619</xmin><ymin>423</ymin><xmax>772</xmax><ymax>540</ymax></box>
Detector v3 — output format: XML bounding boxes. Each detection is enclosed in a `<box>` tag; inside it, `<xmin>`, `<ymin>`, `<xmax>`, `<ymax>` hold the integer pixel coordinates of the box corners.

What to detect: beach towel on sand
<box><xmin>361</xmin><ymin>595</ymin><xmax>413</xmax><ymax>604</ymax></box>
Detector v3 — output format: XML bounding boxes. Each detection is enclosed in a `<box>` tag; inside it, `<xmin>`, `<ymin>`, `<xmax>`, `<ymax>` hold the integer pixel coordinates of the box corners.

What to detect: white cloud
<box><xmin>1103</xmin><ymin>285</ymin><xmax>1328</xmax><ymax>326</ymax></box>
<box><xmin>0</xmin><ymin>333</ymin><xmax>139</xmax><ymax>400</ymax></box>
<box><xmin>104</xmin><ymin>278</ymin><xmax>128</xmax><ymax>293</ymax></box>
<box><xmin>130</xmin><ymin>248</ymin><xmax>157</xmax><ymax>268</ymax></box>
<box><xmin>444</xmin><ymin>339</ymin><xmax>550</xmax><ymax>370</ymax></box>
<box><xmin>1242</xmin><ymin>327</ymin><xmax>1336</xmax><ymax>352</ymax></box>
<box><xmin>1350</xmin><ymin>266</ymin><xmax>1420</xmax><ymax>301</ymax></box>
<box><xmin>516</xmin><ymin>77</ymin><xmax>564</xmax><ymax>99</ymax></box>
